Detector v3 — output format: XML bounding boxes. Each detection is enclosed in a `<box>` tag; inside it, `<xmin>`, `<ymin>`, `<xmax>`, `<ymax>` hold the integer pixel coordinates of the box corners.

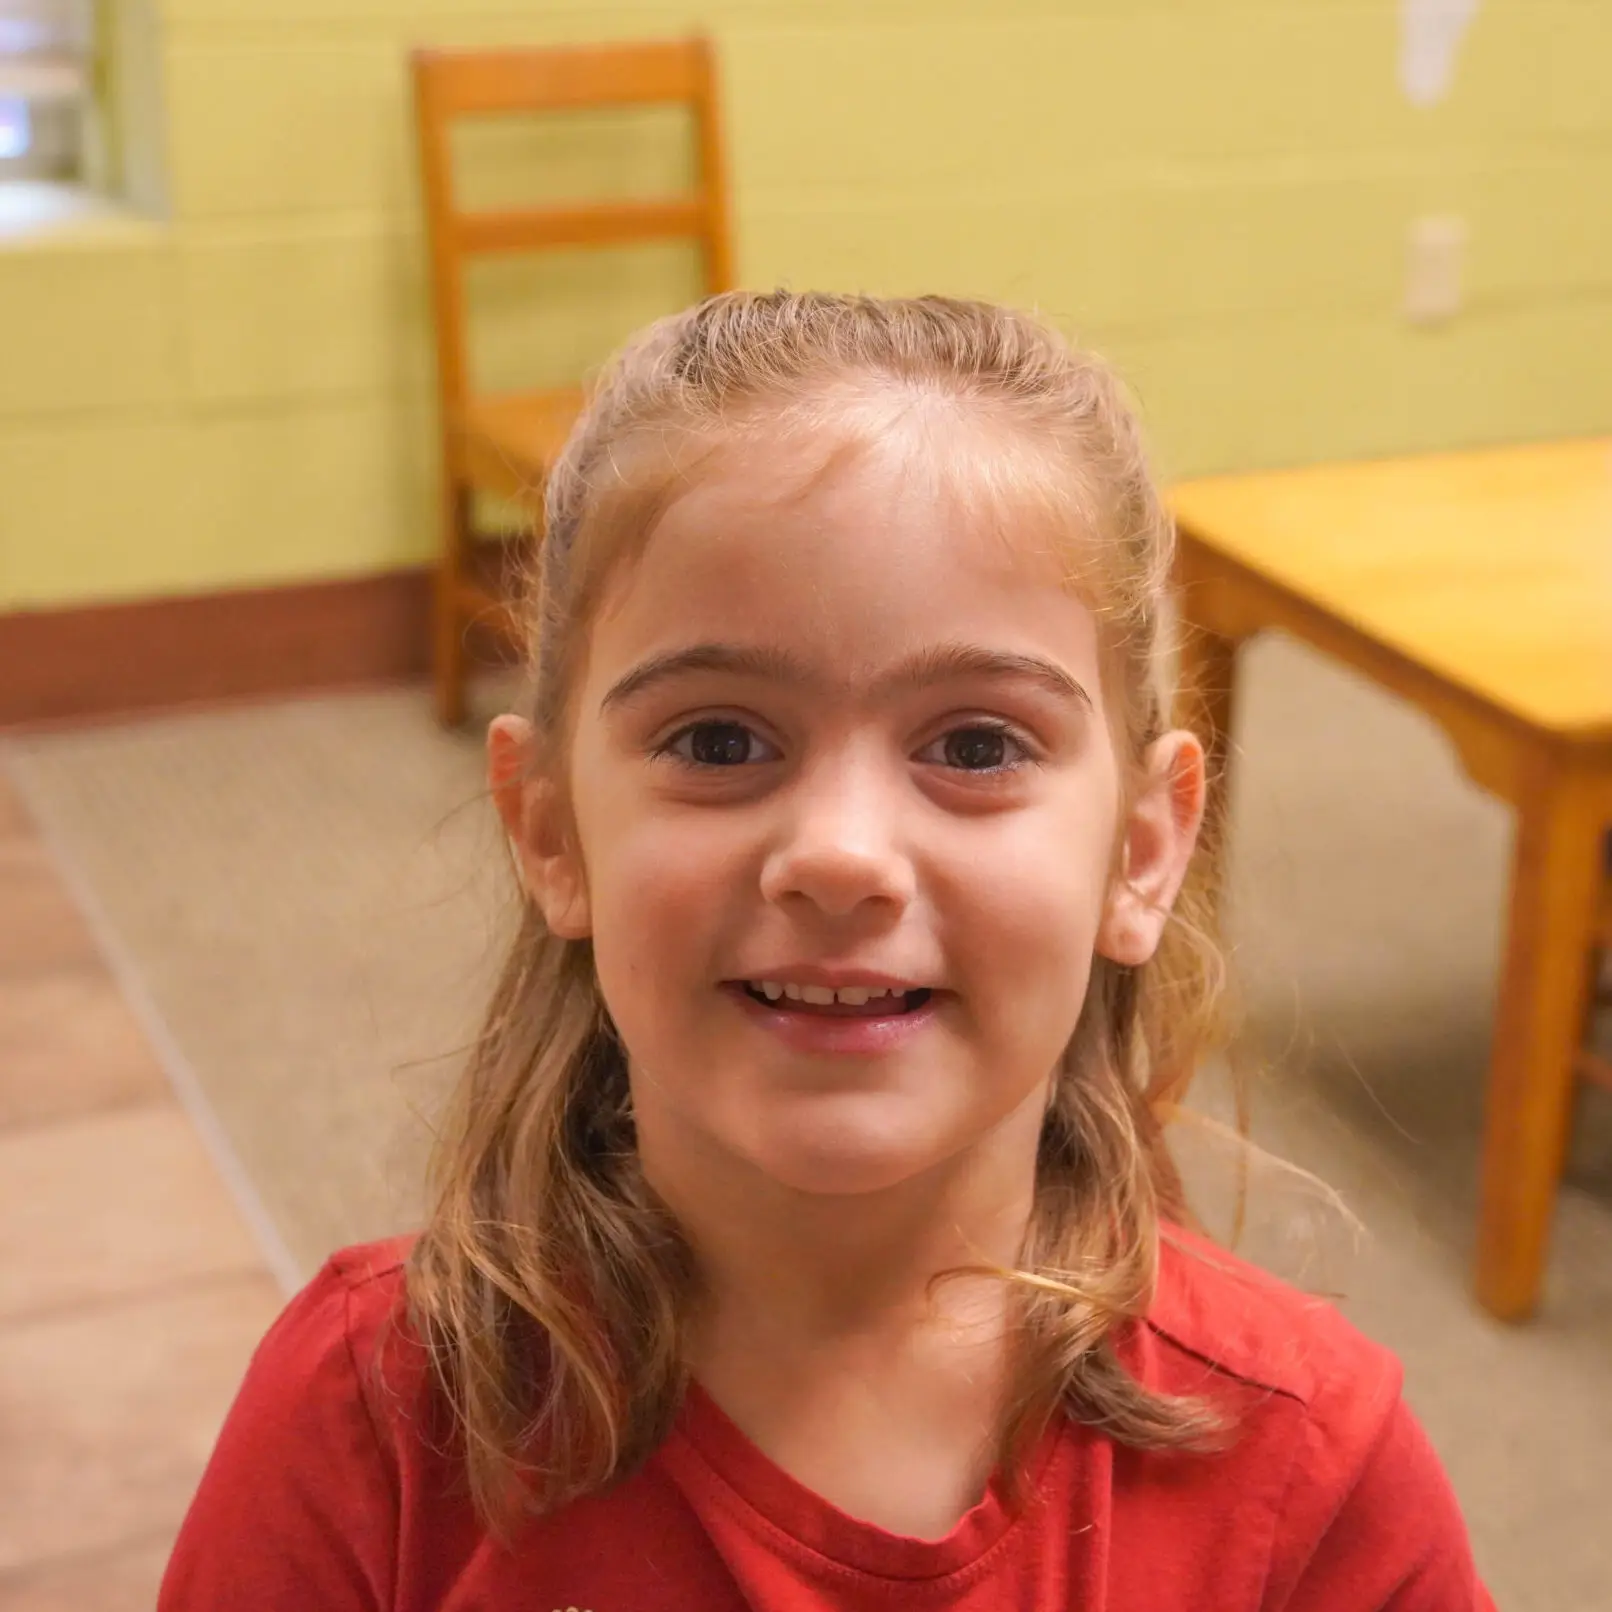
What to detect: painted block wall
<box><xmin>0</xmin><ymin>0</ymin><xmax>1608</xmax><ymax>608</ymax></box>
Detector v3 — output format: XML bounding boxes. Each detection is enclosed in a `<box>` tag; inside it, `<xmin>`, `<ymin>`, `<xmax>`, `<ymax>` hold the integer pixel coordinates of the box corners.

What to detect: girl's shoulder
<box><xmin>322</xmin><ymin>1233</ymin><xmax>418</xmax><ymax>1319</ymax></box>
<box><xmin>1146</xmin><ymin>1223</ymin><xmax>1400</xmax><ymax>1404</ymax></box>
<box><xmin>159</xmin><ymin>1236</ymin><xmax>461</xmax><ymax>1610</ymax></box>
<box><xmin>274</xmin><ymin>1233</ymin><xmax>422</xmax><ymax>1384</ymax></box>
<box><xmin>307</xmin><ymin>1234</ymin><xmax>435</xmax><ymax>1423</ymax></box>
<box><xmin>1111</xmin><ymin>1231</ymin><xmax>1490</xmax><ymax>1608</ymax></box>
<box><xmin>204</xmin><ymin>1232</ymin><xmax>438</xmax><ymax>1469</ymax></box>
<box><xmin>1135</xmin><ymin>1226</ymin><xmax>1413</xmax><ymax>1573</ymax></box>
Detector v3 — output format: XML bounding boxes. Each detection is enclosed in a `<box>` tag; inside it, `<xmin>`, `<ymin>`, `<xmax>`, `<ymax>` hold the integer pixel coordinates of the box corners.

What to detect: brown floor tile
<box><xmin>0</xmin><ymin>1537</ymin><xmax>171</xmax><ymax>1612</ymax></box>
<box><xmin>0</xmin><ymin>1105</ymin><xmax>268</xmax><ymax>1322</ymax></box>
<box><xmin>0</xmin><ymin>1273</ymin><xmax>284</xmax><ymax>1572</ymax></box>
<box><xmin>0</xmin><ymin>842</ymin><xmax>99</xmax><ymax>975</ymax></box>
<box><xmin>0</xmin><ymin>971</ymin><xmax>168</xmax><ymax>1130</ymax></box>
<box><xmin>0</xmin><ymin>774</ymin><xmax>32</xmax><ymax>841</ymax></box>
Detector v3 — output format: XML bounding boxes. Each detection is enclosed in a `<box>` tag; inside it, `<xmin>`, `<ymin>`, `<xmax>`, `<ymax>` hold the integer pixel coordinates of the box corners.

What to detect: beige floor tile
<box><xmin>0</xmin><ymin>1273</ymin><xmax>284</xmax><ymax>1573</ymax></box>
<box><xmin>0</xmin><ymin>1537</ymin><xmax>172</xmax><ymax>1612</ymax></box>
<box><xmin>0</xmin><ymin>775</ymin><xmax>32</xmax><ymax>841</ymax></box>
<box><xmin>0</xmin><ymin>842</ymin><xmax>99</xmax><ymax>975</ymax></box>
<box><xmin>0</xmin><ymin>1105</ymin><xmax>267</xmax><ymax>1322</ymax></box>
<box><xmin>0</xmin><ymin>971</ymin><xmax>168</xmax><ymax>1129</ymax></box>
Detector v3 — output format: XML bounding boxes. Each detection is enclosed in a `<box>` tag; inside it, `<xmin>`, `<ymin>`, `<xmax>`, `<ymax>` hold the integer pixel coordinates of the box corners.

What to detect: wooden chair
<box><xmin>411</xmin><ymin>38</ymin><xmax>734</xmax><ymax>725</ymax></box>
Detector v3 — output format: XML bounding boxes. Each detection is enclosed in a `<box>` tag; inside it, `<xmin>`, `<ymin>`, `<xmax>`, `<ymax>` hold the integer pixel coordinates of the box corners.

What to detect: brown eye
<box><xmin>916</xmin><ymin>722</ymin><xmax>1034</xmax><ymax>775</ymax></box>
<box><xmin>944</xmin><ymin>728</ymin><xmax>1008</xmax><ymax>771</ymax></box>
<box><xmin>663</xmin><ymin>721</ymin><xmax>778</xmax><ymax>767</ymax></box>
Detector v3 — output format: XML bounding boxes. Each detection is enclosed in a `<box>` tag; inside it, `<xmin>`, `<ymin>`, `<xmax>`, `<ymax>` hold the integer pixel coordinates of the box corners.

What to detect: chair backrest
<box><xmin>411</xmin><ymin>36</ymin><xmax>734</xmax><ymax>411</ymax></box>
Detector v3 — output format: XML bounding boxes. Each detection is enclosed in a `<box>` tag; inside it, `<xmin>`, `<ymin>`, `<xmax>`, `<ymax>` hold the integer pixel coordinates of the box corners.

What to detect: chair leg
<box><xmin>434</xmin><ymin>482</ymin><xmax>471</xmax><ymax>728</ymax></box>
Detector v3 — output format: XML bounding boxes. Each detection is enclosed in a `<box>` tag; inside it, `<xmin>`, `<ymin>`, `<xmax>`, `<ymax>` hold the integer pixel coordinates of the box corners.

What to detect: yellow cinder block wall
<box><xmin>1</xmin><ymin>0</ymin><xmax>1609</xmax><ymax>610</ymax></box>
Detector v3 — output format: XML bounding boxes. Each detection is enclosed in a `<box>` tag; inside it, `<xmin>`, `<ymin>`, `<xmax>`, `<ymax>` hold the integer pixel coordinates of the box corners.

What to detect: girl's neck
<box><xmin>688</xmin><ymin>1184</ymin><xmax>1031</xmax><ymax>1347</ymax></box>
<box><xmin>646</xmin><ymin>1087</ymin><xmax>1046</xmax><ymax>1347</ymax></box>
<box><xmin>640</xmin><ymin>1091</ymin><xmax>1048</xmax><ymax>1538</ymax></box>
<box><xmin>673</xmin><ymin>1160</ymin><xmax>1036</xmax><ymax>1540</ymax></box>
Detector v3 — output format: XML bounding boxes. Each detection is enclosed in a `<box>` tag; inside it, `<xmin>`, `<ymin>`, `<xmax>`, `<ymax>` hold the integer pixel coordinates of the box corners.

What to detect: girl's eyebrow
<box><xmin>600</xmin><ymin>641</ymin><xmax>1093</xmax><ymax>713</ymax></box>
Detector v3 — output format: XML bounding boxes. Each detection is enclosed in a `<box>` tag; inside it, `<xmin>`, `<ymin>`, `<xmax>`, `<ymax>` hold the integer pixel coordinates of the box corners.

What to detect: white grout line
<box><xmin>3</xmin><ymin>743</ymin><xmax>305</xmax><ymax>1298</ymax></box>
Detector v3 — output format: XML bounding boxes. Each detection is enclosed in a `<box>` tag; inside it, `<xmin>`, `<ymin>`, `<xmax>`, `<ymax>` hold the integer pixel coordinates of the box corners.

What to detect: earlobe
<box><xmin>1096</xmin><ymin>731</ymin><xmax>1206</xmax><ymax>968</ymax></box>
<box><xmin>527</xmin><ymin>826</ymin><xmax>593</xmax><ymax>939</ymax></box>
<box><xmin>487</xmin><ymin>715</ymin><xmax>592</xmax><ymax>939</ymax></box>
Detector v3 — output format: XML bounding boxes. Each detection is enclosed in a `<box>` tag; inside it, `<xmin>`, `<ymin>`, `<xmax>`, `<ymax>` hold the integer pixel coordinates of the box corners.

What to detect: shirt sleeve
<box><xmin>1273</xmin><ymin>1393</ymin><xmax>1495</xmax><ymax>1611</ymax></box>
<box><xmin>158</xmin><ymin>1261</ymin><xmax>400</xmax><ymax>1612</ymax></box>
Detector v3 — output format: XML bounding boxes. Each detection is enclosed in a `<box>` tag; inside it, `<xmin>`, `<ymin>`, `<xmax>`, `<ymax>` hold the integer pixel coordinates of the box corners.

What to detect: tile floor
<box><xmin>0</xmin><ymin>771</ymin><xmax>283</xmax><ymax>1611</ymax></box>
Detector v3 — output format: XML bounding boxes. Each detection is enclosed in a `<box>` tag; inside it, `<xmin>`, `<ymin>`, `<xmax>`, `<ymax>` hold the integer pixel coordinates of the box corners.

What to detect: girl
<box><xmin>160</xmin><ymin>292</ymin><xmax>1491</xmax><ymax>1610</ymax></box>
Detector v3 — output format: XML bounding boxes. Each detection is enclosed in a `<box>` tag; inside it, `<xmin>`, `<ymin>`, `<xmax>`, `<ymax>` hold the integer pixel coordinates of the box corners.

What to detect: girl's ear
<box><xmin>488</xmin><ymin>715</ymin><xmax>592</xmax><ymax>939</ymax></box>
<box><xmin>1096</xmin><ymin>730</ymin><xmax>1206</xmax><ymax>967</ymax></box>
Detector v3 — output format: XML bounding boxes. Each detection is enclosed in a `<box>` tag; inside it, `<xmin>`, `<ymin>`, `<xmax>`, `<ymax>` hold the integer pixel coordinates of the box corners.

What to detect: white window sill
<box><xmin>0</xmin><ymin>182</ymin><xmax>161</xmax><ymax>249</ymax></box>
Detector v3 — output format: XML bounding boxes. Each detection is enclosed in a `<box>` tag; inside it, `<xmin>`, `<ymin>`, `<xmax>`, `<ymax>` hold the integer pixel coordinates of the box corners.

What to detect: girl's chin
<box><xmin>735</xmin><ymin>1125</ymin><xmax>964</xmax><ymax>1199</ymax></box>
<box><xmin>635</xmin><ymin>1077</ymin><xmax>1047</xmax><ymax>1204</ymax></box>
<box><xmin>750</xmin><ymin>1156</ymin><xmax>931</xmax><ymax>1198</ymax></box>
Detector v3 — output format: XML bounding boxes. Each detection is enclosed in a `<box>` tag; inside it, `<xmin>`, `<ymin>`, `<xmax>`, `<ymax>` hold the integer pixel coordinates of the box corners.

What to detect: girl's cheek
<box><xmin>600</xmin><ymin>823</ymin><xmax>752</xmax><ymax>926</ymax></box>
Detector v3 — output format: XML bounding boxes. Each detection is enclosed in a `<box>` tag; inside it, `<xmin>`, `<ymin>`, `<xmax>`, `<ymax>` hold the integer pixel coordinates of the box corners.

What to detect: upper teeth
<box><xmin>753</xmin><ymin>981</ymin><xmax>899</xmax><ymax>1006</ymax></box>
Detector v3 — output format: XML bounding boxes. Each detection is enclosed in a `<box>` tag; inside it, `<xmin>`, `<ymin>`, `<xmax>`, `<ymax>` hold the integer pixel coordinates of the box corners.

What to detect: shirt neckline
<box><xmin>667</xmin><ymin>1378</ymin><xmax>1067</xmax><ymax>1584</ymax></box>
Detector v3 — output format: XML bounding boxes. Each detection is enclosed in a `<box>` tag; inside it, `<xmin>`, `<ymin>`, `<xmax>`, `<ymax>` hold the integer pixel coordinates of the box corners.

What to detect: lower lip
<box><xmin>722</xmin><ymin>984</ymin><xmax>942</xmax><ymax>1056</ymax></box>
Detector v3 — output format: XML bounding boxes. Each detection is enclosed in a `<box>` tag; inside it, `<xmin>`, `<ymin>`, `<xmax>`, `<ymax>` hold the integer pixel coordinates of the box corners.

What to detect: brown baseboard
<box><xmin>0</xmin><ymin>570</ymin><xmax>439</xmax><ymax>731</ymax></box>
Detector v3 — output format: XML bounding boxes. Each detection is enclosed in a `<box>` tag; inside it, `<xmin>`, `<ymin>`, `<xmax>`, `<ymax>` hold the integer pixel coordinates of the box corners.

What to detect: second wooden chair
<box><xmin>411</xmin><ymin>37</ymin><xmax>734</xmax><ymax>725</ymax></box>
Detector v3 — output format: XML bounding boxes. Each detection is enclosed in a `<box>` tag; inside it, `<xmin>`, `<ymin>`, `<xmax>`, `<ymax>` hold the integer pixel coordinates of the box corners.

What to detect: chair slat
<box><xmin>414</xmin><ymin>41</ymin><xmax>705</xmax><ymax>116</ymax></box>
<box><xmin>456</xmin><ymin>197</ymin><xmax>708</xmax><ymax>255</ymax></box>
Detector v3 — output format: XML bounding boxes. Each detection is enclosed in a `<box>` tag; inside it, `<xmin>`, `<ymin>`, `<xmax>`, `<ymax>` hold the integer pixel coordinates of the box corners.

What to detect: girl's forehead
<box><xmin>633</xmin><ymin>404</ymin><xmax>1100</xmax><ymax>593</ymax></box>
<box><xmin>584</xmin><ymin>415</ymin><xmax>1111</xmax><ymax>697</ymax></box>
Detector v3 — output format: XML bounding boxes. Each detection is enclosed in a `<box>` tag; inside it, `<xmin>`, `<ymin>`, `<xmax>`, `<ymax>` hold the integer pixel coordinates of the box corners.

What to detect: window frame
<box><xmin>0</xmin><ymin>0</ymin><xmax>98</xmax><ymax>186</ymax></box>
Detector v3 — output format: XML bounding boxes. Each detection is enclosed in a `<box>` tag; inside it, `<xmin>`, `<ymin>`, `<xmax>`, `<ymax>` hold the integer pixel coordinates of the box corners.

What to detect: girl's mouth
<box><xmin>732</xmin><ymin>981</ymin><xmax>935</xmax><ymax>1019</ymax></box>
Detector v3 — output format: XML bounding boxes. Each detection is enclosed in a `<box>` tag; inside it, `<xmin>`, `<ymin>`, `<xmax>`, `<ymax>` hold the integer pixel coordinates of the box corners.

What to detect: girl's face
<box><xmin>498</xmin><ymin>419</ymin><xmax>1202</xmax><ymax>1204</ymax></box>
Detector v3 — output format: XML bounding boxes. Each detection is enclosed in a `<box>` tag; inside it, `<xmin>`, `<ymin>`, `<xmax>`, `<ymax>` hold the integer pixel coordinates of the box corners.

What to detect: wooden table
<box><xmin>1170</xmin><ymin>438</ymin><xmax>1612</xmax><ymax>1321</ymax></box>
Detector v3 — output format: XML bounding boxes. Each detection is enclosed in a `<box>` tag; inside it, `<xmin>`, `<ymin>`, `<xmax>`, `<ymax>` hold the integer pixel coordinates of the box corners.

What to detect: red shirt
<box><xmin>159</xmin><ymin>1230</ymin><xmax>1492</xmax><ymax>1611</ymax></box>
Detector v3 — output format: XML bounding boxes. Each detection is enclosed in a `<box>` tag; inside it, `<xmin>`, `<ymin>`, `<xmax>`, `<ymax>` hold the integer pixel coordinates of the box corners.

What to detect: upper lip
<box><xmin>727</xmin><ymin>965</ymin><xmax>935</xmax><ymax>991</ymax></box>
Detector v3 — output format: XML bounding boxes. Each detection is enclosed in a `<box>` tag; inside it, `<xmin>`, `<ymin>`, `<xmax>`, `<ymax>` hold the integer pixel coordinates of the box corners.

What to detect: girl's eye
<box><xmin>659</xmin><ymin>720</ymin><xmax>779</xmax><ymax>768</ymax></box>
<box><xmin>918</xmin><ymin>722</ymin><xmax>1032</xmax><ymax>773</ymax></box>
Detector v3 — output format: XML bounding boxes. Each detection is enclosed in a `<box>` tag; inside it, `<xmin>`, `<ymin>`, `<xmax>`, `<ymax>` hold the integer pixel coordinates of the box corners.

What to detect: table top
<box><xmin>1170</xmin><ymin>438</ymin><xmax>1612</xmax><ymax>741</ymax></box>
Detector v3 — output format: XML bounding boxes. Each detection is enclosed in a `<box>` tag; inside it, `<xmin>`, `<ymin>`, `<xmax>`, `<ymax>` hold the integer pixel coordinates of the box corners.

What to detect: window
<box><xmin>0</xmin><ymin>1</ymin><xmax>94</xmax><ymax>183</ymax></box>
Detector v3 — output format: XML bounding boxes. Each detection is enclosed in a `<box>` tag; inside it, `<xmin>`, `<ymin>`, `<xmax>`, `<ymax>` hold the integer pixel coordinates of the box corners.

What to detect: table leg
<box><xmin>1474</xmin><ymin>769</ymin><xmax>1603</xmax><ymax>1321</ymax></box>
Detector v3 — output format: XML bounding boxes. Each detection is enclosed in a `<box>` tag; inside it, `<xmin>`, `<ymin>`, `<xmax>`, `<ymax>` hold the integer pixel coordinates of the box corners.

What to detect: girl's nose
<box><xmin>758</xmin><ymin>764</ymin><xmax>916</xmax><ymax>921</ymax></box>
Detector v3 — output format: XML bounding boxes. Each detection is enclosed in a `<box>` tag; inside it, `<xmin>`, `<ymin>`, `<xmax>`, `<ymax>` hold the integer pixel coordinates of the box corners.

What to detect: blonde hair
<box><xmin>408</xmin><ymin>291</ymin><xmax>1232</xmax><ymax>1530</ymax></box>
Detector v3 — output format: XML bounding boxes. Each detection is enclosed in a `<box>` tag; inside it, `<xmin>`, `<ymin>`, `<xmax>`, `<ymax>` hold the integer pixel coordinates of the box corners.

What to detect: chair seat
<box><xmin>453</xmin><ymin>388</ymin><xmax>585</xmax><ymax>503</ymax></box>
